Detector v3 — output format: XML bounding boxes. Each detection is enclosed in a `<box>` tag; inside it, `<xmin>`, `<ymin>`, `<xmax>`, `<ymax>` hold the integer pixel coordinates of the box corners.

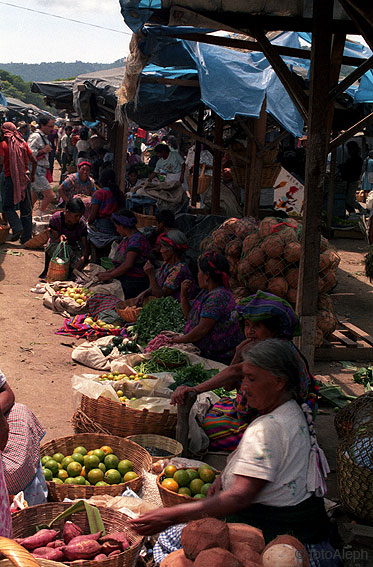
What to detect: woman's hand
<box><xmin>180</xmin><ymin>279</ymin><xmax>192</xmax><ymax>297</ymax></box>
<box><xmin>143</xmin><ymin>260</ymin><xmax>155</xmax><ymax>276</ymax></box>
<box><xmin>75</xmin><ymin>257</ymin><xmax>85</xmax><ymax>271</ymax></box>
<box><xmin>207</xmin><ymin>474</ymin><xmax>222</xmax><ymax>497</ymax></box>
<box><xmin>97</xmin><ymin>271</ymin><xmax>112</xmax><ymax>282</ymax></box>
<box><xmin>59</xmin><ymin>234</ymin><xmax>67</xmax><ymax>242</ymax></box>
<box><xmin>171</xmin><ymin>385</ymin><xmax>196</xmax><ymax>406</ymax></box>
<box><xmin>129</xmin><ymin>508</ymin><xmax>175</xmax><ymax>536</ymax></box>
<box><xmin>169</xmin><ymin>333</ymin><xmax>185</xmax><ymax>345</ymax></box>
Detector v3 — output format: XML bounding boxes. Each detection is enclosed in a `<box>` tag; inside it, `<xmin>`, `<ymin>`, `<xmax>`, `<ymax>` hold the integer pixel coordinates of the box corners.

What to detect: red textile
<box><xmin>0</xmin><ymin>123</ymin><xmax>31</xmax><ymax>204</ymax></box>
<box><xmin>56</xmin><ymin>314</ymin><xmax>124</xmax><ymax>339</ymax></box>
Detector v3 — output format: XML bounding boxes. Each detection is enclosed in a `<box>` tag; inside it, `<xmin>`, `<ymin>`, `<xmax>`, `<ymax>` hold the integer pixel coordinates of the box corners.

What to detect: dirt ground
<box><xmin>0</xmin><ymin>197</ymin><xmax>372</xmax><ymax>503</ymax></box>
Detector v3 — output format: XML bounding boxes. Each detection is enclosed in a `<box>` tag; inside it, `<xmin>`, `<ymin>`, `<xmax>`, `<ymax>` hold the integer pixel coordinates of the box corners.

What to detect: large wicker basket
<box><xmin>74</xmin><ymin>395</ymin><xmax>177</xmax><ymax>438</ymax></box>
<box><xmin>336</xmin><ymin>428</ymin><xmax>373</xmax><ymax>523</ymax></box>
<box><xmin>12</xmin><ymin>502</ymin><xmax>143</xmax><ymax>567</ymax></box>
<box><xmin>134</xmin><ymin>212</ymin><xmax>157</xmax><ymax>228</ymax></box>
<box><xmin>40</xmin><ymin>434</ymin><xmax>151</xmax><ymax>500</ymax></box>
<box><xmin>334</xmin><ymin>392</ymin><xmax>373</xmax><ymax>439</ymax></box>
<box><xmin>24</xmin><ymin>229</ymin><xmax>49</xmax><ymax>250</ymax></box>
<box><xmin>0</xmin><ymin>537</ymin><xmax>66</xmax><ymax>567</ymax></box>
<box><xmin>127</xmin><ymin>435</ymin><xmax>183</xmax><ymax>463</ymax></box>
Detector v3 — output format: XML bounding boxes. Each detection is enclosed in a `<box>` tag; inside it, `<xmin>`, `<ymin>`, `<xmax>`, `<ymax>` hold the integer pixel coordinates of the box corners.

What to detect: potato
<box><xmin>63</xmin><ymin>521</ymin><xmax>83</xmax><ymax>544</ymax></box>
<box><xmin>194</xmin><ymin>547</ymin><xmax>242</xmax><ymax>567</ymax></box>
<box><xmin>230</xmin><ymin>541</ymin><xmax>261</xmax><ymax>566</ymax></box>
<box><xmin>181</xmin><ymin>518</ymin><xmax>230</xmax><ymax>561</ymax></box>
<box><xmin>21</xmin><ymin>529</ymin><xmax>60</xmax><ymax>550</ymax></box>
<box><xmin>160</xmin><ymin>549</ymin><xmax>193</xmax><ymax>566</ymax></box>
<box><xmin>261</xmin><ymin>535</ymin><xmax>309</xmax><ymax>567</ymax></box>
<box><xmin>64</xmin><ymin>539</ymin><xmax>102</xmax><ymax>560</ymax></box>
<box><xmin>227</xmin><ymin>523</ymin><xmax>265</xmax><ymax>554</ymax></box>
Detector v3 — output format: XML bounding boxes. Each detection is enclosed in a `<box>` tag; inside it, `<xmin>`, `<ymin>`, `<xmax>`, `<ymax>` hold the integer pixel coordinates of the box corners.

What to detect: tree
<box><xmin>0</xmin><ymin>69</ymin><xmax>50</xmax><ymax>110</ymax></box>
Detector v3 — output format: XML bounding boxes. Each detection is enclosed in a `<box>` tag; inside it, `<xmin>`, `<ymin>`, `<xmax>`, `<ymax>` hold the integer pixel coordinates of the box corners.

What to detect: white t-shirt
<box><xmin>154</xmin><ymin>149</ymin><xmax>184</xmax><ymax>174</ymax></box>
<box><xmin>28</xmin><ymin>130</ymin><xmax>50</xmax><ymax>168</ymax></box>
<box><xmin>221</xmin><ymin>400</ymin><xmax>312</xmax><ymax>507</ymax></box>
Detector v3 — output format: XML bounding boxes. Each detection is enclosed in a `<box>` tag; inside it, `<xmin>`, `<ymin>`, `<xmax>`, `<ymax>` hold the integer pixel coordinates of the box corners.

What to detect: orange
<box><xmin>178</xmin><ymin>487</ymin><xmax>192</xmax><ymax>497</ymax></box>
<box><xmin>73</xmin><ymin>446</ymin><xmax>88</xmax><ymax>456</ymax></box>
<box><xmin>199</xmin><ymin>468</ymin><xmax>215</xmax><ymax>483</ymax></box>
<box><xmin>61</xmin><ymin>456</ymin><xmax>74</xmax><ymax>470</ymax></box>
<box><xmin>173</xmin><ymin>470</ymin><xmax>190</xmax><ymax>487</ymax></box>
<box><xmin>189</xmin><ymin>478</ymin><xmax>204</xmax><ymax>495</ymax></box>
<box><xmin>162</xmin><ymin>478</ymin><xmax>179</xmax><ymax>493</ymax></box>
<box><xmin>164</xmin><ymin>465</ymin><xmax>177</xmax><ymax>478</ymax></box>
<box><xmin>88</xmin><ymin>468</ymin><xmax>104</xmax><ymax>485</ymax></box>
<box><xmin>80</xmin><ymin>467</ymin><xmax>86</xmax><ymax>478</ymax></box>
<box><xmin>186</xmin><ymin>469</ymin><xmax>199</xmax><ymax>482</ymax></box>
<box><xmin>193</xmin><ymin>494</ymin><xmax>206</xmax><ymax>499</ymax></box>
<box><xmin>57</xmin><ymin>469</ymin><xmax>68</xmax><ymax>482</ymax></box>
<box><xmin>123</xmin><ymin>471</ymin><xmax>138</xmax><ymax>482</ymax></box>
<box><xmin>104</xmin><ymin>454</ymin><xmax>119</xmax><ymax>469</ymax></box>
<box><xmin>75</xmin><ymin>476</ymin><xmax>86</xmax><ymax>486</ymax></box>
<box><xmin>92</xmin><ymin>449</ymin><xmax>105</xmax><ymax>462</ymax></box>
<box><xmin>66</xmin><ymin>462</ymin><xmax>82</xmax><ymax>478</ymax></box>
<box><xmin>84</xmin><ymin>455</ymin><xmax>100</xmax><ymax>471</ymax></box>
<box><xmin>100</xmin><ymin>446</ymin><xmax>113</xmax><ymax>455</ymax></box>
<box><xmin>72</xmin><ymin>453</ymin><xmax>84</xmax><ymax>466</ymax></box>
<box><xmin>201</xmin><ymin>483</ymin><xmax>212</xmax><ymax>496</ymax></box>
<box><xmin>104</xmin><ymin>469</ymin><xmax>122</xmax><ymax>485</ymax></box>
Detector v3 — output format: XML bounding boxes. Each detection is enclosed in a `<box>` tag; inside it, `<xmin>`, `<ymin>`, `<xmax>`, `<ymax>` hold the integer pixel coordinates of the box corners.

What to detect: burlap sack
<box><xmin>71</xmin><ymin>335</ymin><xmax>119</xmax><ymax>371</ymax></box>
<box><xmin>43</xmin><ymin>281</ymin><xmax>89</xmax><ymax>316</ymax></box>
<box><xmin>74</xmin><ymin>263</ymin><xmax>124</xmax><ymax>299</ymax></box>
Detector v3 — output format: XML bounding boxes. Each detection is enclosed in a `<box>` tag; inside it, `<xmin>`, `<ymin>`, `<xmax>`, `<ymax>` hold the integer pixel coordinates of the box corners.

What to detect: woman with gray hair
<box><xmin>130</xmin><ymin>339</ymin><xmax>338</xmax><ymax>566</ymax></box>
<box><xmin>135</xmin><ymin>229</ymin><xmax>194</xmax><ymax>304</ymax></box>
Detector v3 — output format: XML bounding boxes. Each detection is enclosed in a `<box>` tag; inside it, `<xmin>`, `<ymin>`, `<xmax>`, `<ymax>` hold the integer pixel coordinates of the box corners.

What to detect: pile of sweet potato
<box><xmin>14</xmin><ymin>520</ymin><xmax>130</xmax><ymax>563</ymax></box>
<box><xmin>160</xmin><ymin>518</ymin><xmax>309</xmax><ymax>567</ymax></box>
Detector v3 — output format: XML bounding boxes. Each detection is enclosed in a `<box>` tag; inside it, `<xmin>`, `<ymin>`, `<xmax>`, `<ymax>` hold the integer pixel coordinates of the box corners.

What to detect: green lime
<box><xmin>61</xmin><ymin>456</ymin><xmax>74</xmax><ymax>470</ymax></box>
<box><xmin>95</xmin><ymin>481</ymin><xmax>109</xmax><ymax>486</ymax></box>
<box><xmin>199</xmin><ymin>468</ymin><xmax>215</xmax><ymax>483</ymax></box>
<box><xmin>123</xmin><ymin>471</ymin><xmax>138</xmax><ymax>482</ymax></box>
<box><xmin>85</xmin><ymin>480</ymin><xmax>91</xmax><ymax>485</ymax></box>
<box><xmin>45</xmin><ymin>459</ymin><xmax>59</xmax><ymax>475</ymax></box>
<box><xmin>189</xmin><ymin>478</ymin><xmax>204</xmax><ymax>495</ymax></box>
<box><xmin>52</xmin><ymin>453</ymin><xmax>65</xmax><ymax>463</ymax></box>
<box><xmin>201</xmin><ymin>483</ymin><xmax>212</xmax><ymax>496</ymax></box>
<box><xmin>58</xmin><ymin>469</ymin><xmax>69</xmax><ymax>482</ymax></box>
<box><xmin>173</xmin><ymin>470</ymin><xmax>190</xmax><ymax>487</ymax></box>
<box><xmin>72</xmin><ymin>453</ymin><xmax>85</xmax><ymax>466</ymax></box>
<box><xmin>84</xmin><ymin>455</ymin><xmax>100</xmax><ymax>471</ymax></box>
<box><xmin>178</xmin><ymin>487</ymin><xmax>192</xmax><ymax>496</ymax></box>
<box><xmin>73</xmin><ymin>446</ymin><xmax>88</xmax><ymax>456</ymax></box>
<box><xmin>67</xmin><ymin>462</ymin><xmax>82</xmax><ymax>478</ymax></box>
<box><xmin>41</xmin><ymin>456</ymin><xmax>51</xmax><ymax>466</ymax></box>
<box><xmin>104</xmin><ymin>454</ymin><xmax>119</xmax><ymax>470</ymax></box>
<box><xmin>194</xmin><ymin>494</ymin><xmax>206</xmax><ymax>499</ymax></box>
<box><xmin>186</xmin><ymin>469</ymin><xmax>199</xmax><ymax>482</ymax></box>
<box><xmin>52</xmin><ymin>478</ymin><xmax>64</xmax><ymax>484</ymax></box>
<box><xmin>198</xmin><ymin>464</ymin><xmax>212</xmax><ymax>476</ymax></box>
<box><xmin>98</xmin><ymin>462</ymin><xmax>106</xmax><ymax>474</ymax></box>
<box><xmin>88</xmin><ymin>468</ymin><xmax>104</xmax><ymax>485</ymax></box>
<box><xmin>92</xmin><ymin>449</ymin><xmax>106</xmax><ymax>462</ymax></box>
<box><xmin>43</xmin><ymin>467</ymin><xmax>53</xmax><ymax>481</ymax></box>
<box><xmin>74</xmin><ymin>476</ymin><xmax>86</xmax><ymax>486</ymax></box>
<box><xmin>104</xmin><ymin>469</ymin><xmax>122</xmax><ymax>485</ymax></box>
<box><xmin>64</xmin><ymin>477</ymin><xmax>77</xmax><ymax>484</ymax></box>
<box><xmin>117</xmin><ymin>460</ymin><xmax>133</xmax><ymax>476</ymax></box>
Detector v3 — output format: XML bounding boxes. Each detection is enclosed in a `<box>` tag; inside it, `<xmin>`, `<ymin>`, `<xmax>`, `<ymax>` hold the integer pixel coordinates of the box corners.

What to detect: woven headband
<box><xmin>112</xmin><ymin>213</ymin><xmax>137</xmax><ymax>227</ymax></box>
<box><xmin>160</xmin><ymin>235</ymin><xmax>188</xmax><ymax>252</ymax></box>
<box><xmin>78</xmin><ymin>161</ymin><xmax>92</xmax><ymax>169</ymax></box>
<box><xmin>204</xmin><ymin>252</ymin><xmax>230</xmax><ymax>289</ymax></box>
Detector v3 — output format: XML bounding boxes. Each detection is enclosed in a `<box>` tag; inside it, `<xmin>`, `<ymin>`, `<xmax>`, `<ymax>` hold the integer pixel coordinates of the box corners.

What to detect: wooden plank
<box><xmin>140</xmin><ymin>76</ymin><xmax>200</xmax><ymax>88</ymax></box>
<box><xmin>341</xmin><ymin>321</ymin><xmax>373</xmax><ymax>346</ymax></box>
<box><xmin>329</xmin><ymin>113</ymin><xmax>373</xmax><ymax>152</ymax></box>
<box><xmin>256</xmin><ymin>130</ymin><xmax>288</xmax><ymax>158</ymax></box>
<box><xmin>211</xmin><ymin>114</ymin><xmax>223</xmax><ymax>214</ymax></box>
<box><xmin>332</xmin><ymin>330</ymin><xmax>358</xmax><ymax>347</ymax></box>
<box><xmin>296</xmin><ymin>0</ymin><xmax>334</xmax><ymax>366</ymax></box>
<box><xmin>191</xmin><ymin>105</ymin><xmax>204</xmax><ymax>206</ymax></box>
<box><xmin>326</xmin><ymin>149</ymin><xmax>337</xmax><ymax>231</ymax></box>
<box><xmin>328</xmin><ymin>56</ymin><xmax>373</xmax><ymax>102</ymax></box>
<box><xmin>315</xmin><ymin>346</ymin><xmax>373</xmax><ymax>361</ymax></box>
<box><xmin>338</xmin><ymin>0</ymin><xmax>373</xmax><ymax>52</ymax></box>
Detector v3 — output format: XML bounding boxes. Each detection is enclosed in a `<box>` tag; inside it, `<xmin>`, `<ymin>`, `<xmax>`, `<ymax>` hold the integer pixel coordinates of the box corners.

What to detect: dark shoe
<box><xmin>10</xmin><ymin>231</ymin><xmax>22</xmax><ymax>242</ymax></box>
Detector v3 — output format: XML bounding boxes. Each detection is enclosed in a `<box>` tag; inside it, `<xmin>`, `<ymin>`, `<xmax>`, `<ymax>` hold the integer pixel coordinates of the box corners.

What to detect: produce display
<box><xmin>99</xmin><ymin>371</ymin><xmax>151</xmax><ymax>382</ymax></box>
<box><xmin>169</xmin><ymin>363</ymin><xmax>219</xmax><ymax>391</ymax></box>
<box><xmin>205</xmin><ymin>216</ymin><xmax>339</xmax><ymax>346</ymax></box>
<box><xmin>98</xmin><ymin>337</ymin><xmax>139</xmax><ymax>357</ymax></box>
<box><xmin>160</xmin><ymin>464</ymin><xmax>217</xmax><ymax>499</ymax></box>
<box><xmin>56</xmin><ymin>286</ymin><xmax>95</xmax><ymax>305</ymax></box>
<box><xmin>82</xmin><ymin>316</ymin><xmax>121</xmax><ymax>331</ymax></box>
<box><xmin>134</xmin><ymin>347</ymin><xmax>189</xmax><ymax>374</ymax></box>
<box><xmin>131</xmin><ymin>296</ymin><xmax>185</xmax><ymax>346</ymax></box>
<box><xmin>15</xmin><ymin>520</ymin><xmax>130</xmax><ymax>563</ymax></box>
<box><xmin>41</xmin><ymin>445</ymin><xmax>138</xmax><ymax>486</ymax></box>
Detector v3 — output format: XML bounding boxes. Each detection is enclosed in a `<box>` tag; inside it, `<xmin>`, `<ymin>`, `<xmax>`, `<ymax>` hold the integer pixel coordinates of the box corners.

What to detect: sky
<box><xmin>0</xmin><ymin>0</ymin><xmax>132</xmax><ymax>63</ymax></box>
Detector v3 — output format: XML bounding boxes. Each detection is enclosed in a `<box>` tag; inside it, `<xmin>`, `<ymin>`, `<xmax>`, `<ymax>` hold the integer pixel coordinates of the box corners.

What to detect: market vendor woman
<box><xmin>97</xmin><ymin>209</ymin><xmax>151</xmax><ymax>298</ymax></box>
<box><xmin>39</xmin><ymin>197</ymin><xmax>89</xmax><ymax>279</ymax></box>
<box><xmin>170</xmin><ymin>252</ymin><xmax>242</xmax><ymax>364</ymax></box>
<box><xmin>130</xmin><ymin>339</ymin><xmax>337</xmax><ymax>567</ymax></box>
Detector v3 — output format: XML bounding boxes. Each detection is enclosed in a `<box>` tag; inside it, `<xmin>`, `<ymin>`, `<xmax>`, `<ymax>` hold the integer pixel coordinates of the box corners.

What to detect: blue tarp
<box><xmin>119</xmin><ymin>0</ymin><xmax>161</xmax><ymax>33</ymax></box>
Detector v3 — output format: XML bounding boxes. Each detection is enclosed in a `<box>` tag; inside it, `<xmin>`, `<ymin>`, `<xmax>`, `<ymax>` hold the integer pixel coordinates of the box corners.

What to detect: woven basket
<box><xmin>0</xmin><ymin>537</ymin><xmax>66</xmax><ymax>567</ymax></box>
<box><xmin>12</xmin><ymin>502</ymin><xmax>143</xmax><ymax>567</ymax></box>
<box><xmin>0</xmin><ymin>225</ymin><xmax>10</xmax><ymax>245</ymax></box>
<box><xmin>187</xmin><ymin>165</ymin><xmax>211</xmax><ymax>195</ymax></box>
<box><xmin>75</xmin><ymin>395</ymin><xmax>177</xmax><ymax>438</ymax></box>
<box><xmin>157</xmin><ymin>467</ymin><xmax>219</xmax><ymax>507</ymax></box>
<box><xmin>336</xmin><ymin>428</ymin><xmax>373</xmax><ymax>523</ymax></box>
<box><xmin>261</xmin><ymin>164</ymin><xmax>281</xmax><ymax>187</ymax></box>
<box><xmin>116</xmin><ymin>305</ymin><xmax>141</xmax><ymax>323</ymax></box>
<box><xmin>335</xmin><ymin>392</ymin><xmax>373</xmax><ymax>439</ymax></box>
<box><xmin>127</xmin><ymin>435</ymin><xmax>183</xmax><ymax>463</ymax></box>
<box><xmin>24</xmin><ymin>229</ymin><xmax>49</xmax><ymax>250</ymax></box>
<box><xmin>134</xmin><ymin>213</ymin><xmax>157</xmax><ymax>228</ymax></box>
<box><xmin>40</xmin><ymin>434</ymin><xmax>151</xmax><ymax>500</ymax></box>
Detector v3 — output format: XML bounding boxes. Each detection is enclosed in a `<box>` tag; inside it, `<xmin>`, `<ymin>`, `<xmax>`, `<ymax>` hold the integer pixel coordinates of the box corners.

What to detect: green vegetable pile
<box><xmin>131</xmin><ymin>297</ymin><xmax>185</xmax><ymax>346</ymax></box>
<box><xmin>353</xmin><ymin>366</ymin><xmax>373</xmax><ymax>392</ymax></box>
<box><xmin>134</xmin><ymin>347</ymin><xmax>189</xmax><ymax>375</ymax></box>
<box><xmin>168</xmin><ymin>363</ymin><xmax>219</xmax><ymax>391</ymax></box>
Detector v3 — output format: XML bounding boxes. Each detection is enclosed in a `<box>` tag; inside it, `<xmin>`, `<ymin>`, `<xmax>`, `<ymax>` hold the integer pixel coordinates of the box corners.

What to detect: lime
<box><xmin>45</xmin><ymin>459</ymin><xmax>59</xmax><ymax>476</ymax></box>
<box><xmin>52</xmin><ymin>453</ymin><xmax>65</xmax><ymax>463</ymax></box>
<box><xmin>201</xmin><ymin>483</ymin><xmax>212</xmax><ymax>496</ymax></box>
<box><xmin>61</xmin><ymin>456</ymin><xmax>74</xmax><ymax>470</ymax></box>
<box><xmin>98</xmin><ymin>462</ymin><xmax>106</xmax><ymax>474</ymax></box>
<box><xmin>43</xmin><ymin>467</ymin><xmax>53</xmax><ymax>481</ymax></box>
<box><xmin>173</xmin><ymin>470</ymin><xmax>190</xmax><ymax>488</ymax></box>
<box><xmin>72</xmin><ymin>453</ymin><xmax>85</xmax><ymax>466</ymax></box>
<box><xmin>198</xmin><ymin>464</ymin><xmax>212</xmax><ymax>476</ymax></box>
<box><xmin>64</xmin><ymin>477</ymin><xmax>77</xmax><ymax>484</ymax></box>
<box><xmin>73</xmin><ymin>446</ymin><xmax>88</xmax><ymax>456</ymax></box>
<box><xmin>84</xmin><ymin>455</ymin><xmax>100</xmax><ymax>471</ymax></box>
<box><xmin>199</xmin><ymin>468</ymin><xmax>215</xmax><ymax>483</ymax></box>
<box><xmin>52</xmin><ymin>478</ymin><xmax>64</xmax><ymax>484</ymax></box>
<box><xmin>95</xmin><ymin>481</ymin><xmax>109</xmax><ymax>486</ymax></box>
<box><xmin>189</xmin><ymin>478</ymin><xmax>204</xmax><ymax>495</ymax></box>
<box><xmin>194</xmin><ymin>494</ymin><xmax>206</xmax><ymax>499</ymax></box>
<box><xmin>117</xmin><ymin>460</ymin><xmax>133</xmax><ymax>476</ymax></box>
<box><xmin>162</xmin><ymin>478</ymin><xmax>179</xmax><ymax>492</ymax></box>
<box><xmin>41</xmin><ymin>455</ymin><xmax>51</xmax><ymax>466</ymax></box>
<box><xmin>100</xmin><ymin>446</ymin><xmax>113</xmax><ymax>455</ymax></box>
<box><xmin>75</xmin><ymin>476</ymin><xmax>86</xmax><ymax>486</ymax></box>
<box><xmin>67</xmin><ymin>462</ymin><xmax>83</xmax><ymax>478</ymax></box>
<box><xmin>104</xmin><ymin>469</ymin><xmax>122</xmax><ymax>485</ymax></box>
<box><xmin>164</xmin><ymin>465</ymin><xmax>177</xmax><ymax>478</ymax></box>
<box><xmin>92</xmin><ymin>449</ymin><xmax>105</xmax><ymax>462</ymax></box>
<box><xmin>186</xmin><ymin>469</ymin><xmax>199</xmax><ymax>482</ymax></box>
<box><xmin>88</xmin><ymin>468</ymin><xmax>104</xmax><ymax>485</ymax></box>
<box><xmin>85</xmin><ymin>480</ymin><xmax>91</xmax><ymax>485</ymax></box>
<box><xmin>123</xmin><ymin>471</ymin><xmax>138</xmax><ymax>482</ymax></box>
<box><xmin>58</xmin><ymin>469</ymin><xmax>69</xmax><ymax>482</ymax></box>
<box><xmin>104</xmin><ymin>454</ymin><xmax>119</xmax><ymax>470</ymax></box>
<box><xmin>178</xmin><ymin>487</ymin><xmax>192</xmax><ymax>497</ymax></box>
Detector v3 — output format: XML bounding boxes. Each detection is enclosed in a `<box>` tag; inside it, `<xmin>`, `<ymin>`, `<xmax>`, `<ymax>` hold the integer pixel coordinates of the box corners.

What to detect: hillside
<box><xmin>0</xmin><ymin>69</ymin><xmax>48</xmax><ymax>110</ymax></box>
<box><xmin>0</xmin><ymin>59</ymin><xmax>124</xmax><ymax>83</ymax></box>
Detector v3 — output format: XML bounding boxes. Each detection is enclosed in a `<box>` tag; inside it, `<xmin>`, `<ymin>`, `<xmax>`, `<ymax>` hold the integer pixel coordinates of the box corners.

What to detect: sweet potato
<box><xmin>194</xmin><ymin>547</ymin><xmax>242</xmax><ymax>567</ymax></box>
<box><xmin>230</xmin><ymin>541</ymin><xmax>261</xmax><ymax>566</ymax></box>
<box><xmin>21</xmin><ymin>529</ymin><xmax>60</xmax><ymax>550</ymax></box>
<box><xmin>160</xmin><ymin>549</ymin><xmax>193</xmax><ymax>566</ymax></box>
<box><xmin>261</xmin><ymin>535</ymin><xmax>309</xmax><ymax>567</ymax></box>
<box><xmin>102</xmin><ymin>541</ymin><xmax>122</xmax><ymax>555</ymax></box>
<box><xmin>47</xmin><ymin>539</ymin><xmax>65</xmax><ymax>549</ymax></box>
<box><xmin>108</xmin><ymin>550</ymin><xmax>122</xmax><ymax>557</ymax></box>
<box><xmin>93</xmin><ymin>554</ymin><xmax>108</xmax><ymax>561</ymax></box>
<box><xmin>100</xmin><ymin>531</ymin><xmax>130</xmax><ymax>547</ymax></box>
<box><xmin>64</xmin><ymin>539</ymin><xmax>102</xmax><ymax>560</ymax></box>
<box><xmin>32</xmin><ymin>547</ymin><xmax>65</xmax><ymax>561</ymax></box>
<box><xmin>63</xmin><ymin>521</ymin><xmax>83</xmax><ymax>544</ymax></box>
<box><xmin>181</xmin><ymin>518</ymin><xmax>230</xmax><ymax>561</ymax></box>
<box><xmin>68</xmin><ymin>531</ymin><xmax>103</xmax><ymax>545</ymax></box>
<box><xmin>227</xmin><ymin>523</ymin><xmax>265</xmax><ymax>554</ymax></box>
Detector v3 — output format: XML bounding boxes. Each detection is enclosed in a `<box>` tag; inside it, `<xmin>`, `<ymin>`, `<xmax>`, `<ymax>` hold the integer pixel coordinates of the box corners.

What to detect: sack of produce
<box><xmin>72</xmin><ymin>335</ymin><xmax>141</xmax><ymax>371</ymax></box>
<box><xmin>74</xmin><ymin>263</ymin><xmax>124</xmax><ymax>300</ymax></box>
<box><xmin>43</xmin><ymin>282</ymin><xmax>95</xmax><ymax>316</ymax></box>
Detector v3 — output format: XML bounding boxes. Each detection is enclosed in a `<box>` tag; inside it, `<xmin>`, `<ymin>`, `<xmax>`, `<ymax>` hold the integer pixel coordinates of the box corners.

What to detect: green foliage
<box><xmin>0</xmin><ymin>60</ymin><xmax>123</xmax><ymax>83</ymax></box>
<box><xmin>0</xmin><ymin>68</ymin><xmax>48</xmax><ymax>110</ymax></box>
<box><xmin>132</xmin><ymin>297</ymin><xmax>185</xmax><ymax>346</ymax></box>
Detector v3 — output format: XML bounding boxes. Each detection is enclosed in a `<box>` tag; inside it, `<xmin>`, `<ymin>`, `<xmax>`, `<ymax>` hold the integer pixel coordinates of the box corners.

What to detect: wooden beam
<box><xmin>329</xmin><ymin>112</ymin><xmax>373</xmax><ymax>151</ymax></box>
<box><xmin>328</xmin><ymin>56</ymin><xmax>373</xmax><ymax>102</ymax></box>
<box><xmin>250</xmin><ymin>29</ymin><xmax>308</xmax><ymax>122</ymax></box>
<box><xmin>211</xmin><ymin>114</ymin><xmax>223</xmax><ymax>214</ymax></box>
<box><xmin>140</xmin><ymin>76</ymin><xmax>200</xmax><ymax>88</ymax></box>
<box><xmin>191</xmin><ymin>104</ymin><xmax>204</xmax><ymax>206</ymax></box>
<box><xmin>256</xmin><ymin>130</ymin><xmax>288</xmax><ymax>158</ymax></box>
<box><xmin>296</xmin><ymin>0</ymin><xmax>334</xmax><ymax>366</ymax></box>
<box><xmin>338</xmin><ymin>0</ymin><xmax>373</xmax><ymax>52</ymax></box>
<box><xmin>237</xmin><ymin>116</ymin><xmax>262</xmax><ymax>151</ymax></box>
<box><xmin>326</xmin><ymin>148</ymin><xmax>337</xmax><ymax>231</ymax></box>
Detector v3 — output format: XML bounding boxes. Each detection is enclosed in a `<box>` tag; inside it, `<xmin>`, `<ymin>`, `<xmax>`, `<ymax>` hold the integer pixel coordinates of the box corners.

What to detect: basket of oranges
<box><xmin>40</xmin><ymin>433</ymin><xmax>152</xmax><ymax>501</ymax></box>
<box><xmin>157</xmin><ymin>464</ymin><xmax>218</xmax><ymax>507</ymax></box>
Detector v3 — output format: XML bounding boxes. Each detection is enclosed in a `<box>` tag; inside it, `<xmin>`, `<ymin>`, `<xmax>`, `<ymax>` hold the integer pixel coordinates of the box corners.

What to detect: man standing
<box><xmin>0</xmin><ymin>122</ymin><xmax>36</xmax><ymax>242</ymax></box>
<box><xmin>60</xmin><ymin>125</ymin><xmax>73</xmax><ymax>181</ymax></box>
<box><xmin>28</xmin><ymin>116</ymin><xmax>55</xmax><ymax>213</ymax></box>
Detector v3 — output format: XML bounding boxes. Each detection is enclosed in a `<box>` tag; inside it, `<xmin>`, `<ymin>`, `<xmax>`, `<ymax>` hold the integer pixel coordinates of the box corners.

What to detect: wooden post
<box><xmin>114</xmin><ymin>119</ymin><xmax>128</xmax><ymax>194</ymax></box>
<box><xmin>296</xmin><ymin>0</ymin><xmax>334</xmax><ymax>366</ymax></box>
<box><xmin>191</xmin><ymin>105</ymin><xmax>204</xmax><ymax>206</ymax></box>
<box><xmin>327</xmin><ymin>148</ymin><xmax>337</xmax><ymax>233</ymax></box>
<box><xmin>176</xmin><ymin>392</ymin><xmax>197</xmax><ymax>457</ymax></box>
<box><xmin>211</xmin><ymin>114</ymin><xmax>223</xmax><ymax>214</ymax></box>
<box><xmin>245</xmin><ymin>99</ymin><xmax>267</xmax><ymax>217</ymax></box>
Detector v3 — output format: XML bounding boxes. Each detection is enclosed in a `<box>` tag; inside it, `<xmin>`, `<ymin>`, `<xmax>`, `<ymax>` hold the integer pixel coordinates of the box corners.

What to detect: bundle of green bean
<box><xmin>134</xmin><ymin>347</ymin><xmax>189</xmax><ymax>374</ymax></box>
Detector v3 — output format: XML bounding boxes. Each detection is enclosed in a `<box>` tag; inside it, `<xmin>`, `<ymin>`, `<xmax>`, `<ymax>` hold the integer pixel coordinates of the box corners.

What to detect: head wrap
<box><xmin>112</xmin><ymin>212</ymin><xmax>137</xmax><ymax>227</ymax></box>
<box><xmin>201</xmin><ymin>251</ymin><xmax>230</xmax><ymax>289</ymax></box>
<box><xmin>77</xmin><ymin>160</ymin><xmax>92</xmax><ymax>169</ymax></box>
<box><xmin>159</xmin><ymin>230</ymin><xmax>188</xmax><ymax>254</ymax></box>
<box><xmin>1</xmin><ymin>122</ymin><xmax>29</xmax><ymax>204</ymax></box>
<box><xmin>237</xmin><ymin>290</ymin><xmax>301</xmax><ymax>339</ymax></box>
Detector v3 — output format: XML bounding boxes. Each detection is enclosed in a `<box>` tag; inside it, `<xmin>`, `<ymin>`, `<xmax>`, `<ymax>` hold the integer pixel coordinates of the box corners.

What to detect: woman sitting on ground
<box><xmin>169</xmin><ymin>251</ymin><xmax>243</xmax><ymax>364</ymax></box>
<box><xmin>87</xmin><ymin>168</ymin><xmax>126</xmax><ymax>261</ymax></box>
<box><xmin>135</xmin><ymin>230</ymin><xmax>193</xmax><ymax>304</ymax></box>
<box><xmin>58</xmin><ymin>160</ymin><xmax>95</xmax><ymax>203</ymax></box>
<box><xmin>39</xmin><ymin>197</ymin><xmax>89</xmax><ymax>278</ymax></box>
<box><xmin>172</xmin><ymin>290</ymin><xmax>317</xmax><ymax>452</ymax></box>
<box><xmin>0</xmin><ymin>369</ymin><xmax>47</xmax><ymax>506</ymax></box>
<box><xmin>97</xmin><ymin>209</ymin><xmax>151</xmax><ymax>298</ymax></box>
<box><xmin>130</xmin><ymin>339</ymin><xmax>337</xmax><ymax>567</ymax></box>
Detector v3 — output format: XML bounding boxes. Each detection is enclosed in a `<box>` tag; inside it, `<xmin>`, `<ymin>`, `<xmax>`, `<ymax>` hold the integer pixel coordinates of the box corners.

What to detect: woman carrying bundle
<box><xmin>170</xmin><ymin>251</ymin><xmax>243</xmax><ymax>364</ymax></box>
<box><xmin>58</xmin><ymin>160</ymin><xmax>95</xmax><ymax>203</ymax></box>
<box><xmin>135</xmin><ymin>229</ymin><xmax>193</xmax><ymax>304</ymax></box>
<box><xmin>97</xmin><ymin>209</ymin><xmax>151</xmax><ymax>298</ymax></box>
